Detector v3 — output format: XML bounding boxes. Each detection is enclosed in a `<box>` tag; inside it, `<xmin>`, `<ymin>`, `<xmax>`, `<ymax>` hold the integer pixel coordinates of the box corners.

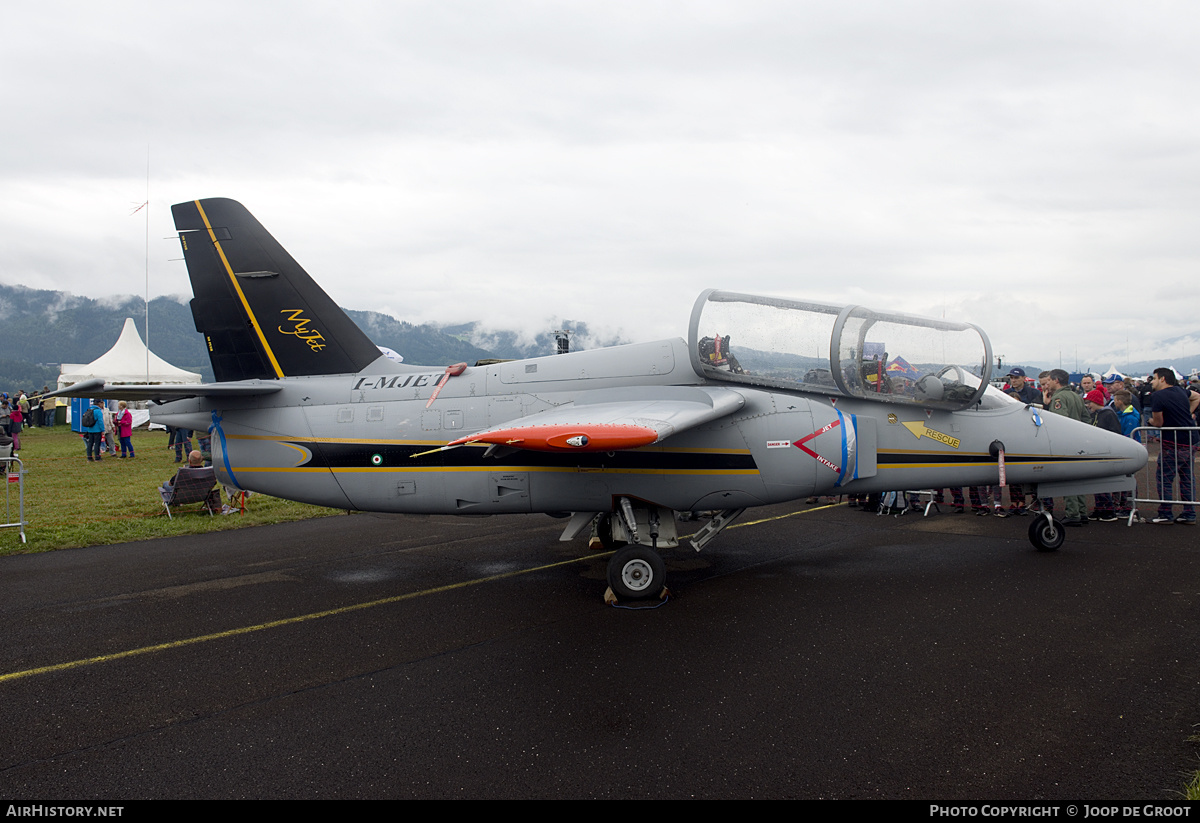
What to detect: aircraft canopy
<box><xmin>689</xmin><ymin>290</ymin><xmax>994</xmax><ymax>411</ymax></box>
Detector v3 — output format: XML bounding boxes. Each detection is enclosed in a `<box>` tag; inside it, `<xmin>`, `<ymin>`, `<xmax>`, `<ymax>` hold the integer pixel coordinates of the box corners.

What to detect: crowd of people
<box><xmin>0</xmin><ymin>390</ymin><xmax>207</xmax><ymax>467</ymax></box>
<box><xmin>77</xmin><ymin>398</ymin><xmax>202</xmax><ymax>463</ymax></box>
<box><xmin>77</xmin><ymin>398</ymin><xmax>139</xmax><ymax>461</ymax></box>
<box><xmin>0</xmin><ymin>386</ymin><xmax>59</xmax><ymax>458</ymax></box>
<box><xmin>0</xmin><ymin>391</ymin><xmax>227</xmax><ymax>516</ymax></box>
<box><xmin>1018</xmin><ymin>366</ymin><xmax>1197</xmax><ymax>525</ymax></box>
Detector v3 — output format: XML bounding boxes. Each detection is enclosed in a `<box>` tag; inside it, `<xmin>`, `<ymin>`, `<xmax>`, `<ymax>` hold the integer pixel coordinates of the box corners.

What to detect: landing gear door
<box><xmin>850</xmin><ymin>414</ymin><xmax>877</xmax><ymax>481</ymax></box>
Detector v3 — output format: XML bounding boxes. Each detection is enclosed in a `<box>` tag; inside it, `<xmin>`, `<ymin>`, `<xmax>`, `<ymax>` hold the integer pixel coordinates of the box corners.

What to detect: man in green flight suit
<box><xmin>1043</xmin><ymin>368</ymin><xmax>1087</xmax><ymax>526</ymax></box>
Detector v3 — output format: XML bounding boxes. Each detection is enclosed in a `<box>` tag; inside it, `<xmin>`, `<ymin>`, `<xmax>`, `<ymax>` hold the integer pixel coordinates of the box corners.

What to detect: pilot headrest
<box><xmin>915</xmin><ymin>375</ymin><xmax>944</xmax><ymax>401</ymax></box>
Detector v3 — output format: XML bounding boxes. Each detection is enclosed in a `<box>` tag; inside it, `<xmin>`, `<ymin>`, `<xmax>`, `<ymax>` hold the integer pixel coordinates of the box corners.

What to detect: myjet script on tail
<box><xmin>172</xmin><ymin>198</ymin><xmax>384</xmax><ymax>381</ymax></box>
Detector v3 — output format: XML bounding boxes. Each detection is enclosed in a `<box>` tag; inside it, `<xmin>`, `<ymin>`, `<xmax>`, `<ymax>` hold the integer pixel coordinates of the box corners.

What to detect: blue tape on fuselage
<box><xmin>834</xmin><ymin>409</ymin><xmax>853</xmax><ymax>487</ymax></box>
<box><xmin>210</xmin><ymin>410</ymin><xmax>242</xmax><ymax>490</ymax></box>
<box><xmin>848</xmin><ymin>413</ymin><xmax>858</xmax><ymax>482</ymax></box>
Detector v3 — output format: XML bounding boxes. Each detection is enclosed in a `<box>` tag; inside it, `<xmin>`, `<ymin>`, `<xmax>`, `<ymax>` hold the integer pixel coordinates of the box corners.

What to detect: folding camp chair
<box><xmin>160</xmin><ymin>466</ymin><xmax>222</xmax><ymax>519</ymax></box>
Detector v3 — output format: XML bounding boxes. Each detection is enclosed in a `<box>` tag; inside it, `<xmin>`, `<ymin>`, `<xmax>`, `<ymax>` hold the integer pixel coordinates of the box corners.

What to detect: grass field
<box><xmin>0</xmin><ymin>424</ymin><xmax>339</xmax><ymax>555</ymax></box>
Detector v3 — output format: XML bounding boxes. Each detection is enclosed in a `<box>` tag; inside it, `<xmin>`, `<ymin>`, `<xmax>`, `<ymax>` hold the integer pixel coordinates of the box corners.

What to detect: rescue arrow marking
<box><xmin>901</xmin><ymin>421</ymin><xmax>961</xmax><ymax>449</ymax></box>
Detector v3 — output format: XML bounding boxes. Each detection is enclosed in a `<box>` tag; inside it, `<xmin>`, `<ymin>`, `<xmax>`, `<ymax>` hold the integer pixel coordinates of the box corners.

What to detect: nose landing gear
<box><xmin>1028</xmin><ymin>513</ymin><xmax>1065</xmax><ymax>552</ymax></box>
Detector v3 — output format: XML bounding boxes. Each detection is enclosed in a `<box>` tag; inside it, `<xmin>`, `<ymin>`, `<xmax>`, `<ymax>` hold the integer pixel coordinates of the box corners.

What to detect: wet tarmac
<box><xmin>1</xmin><ymin>501</ymin><xmax>1197</xmax><ymax>799</ymax></box>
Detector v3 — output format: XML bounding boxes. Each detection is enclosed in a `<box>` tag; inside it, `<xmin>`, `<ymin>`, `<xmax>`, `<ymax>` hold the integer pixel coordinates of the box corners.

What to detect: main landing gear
<box><xmin>560</xmin><ymin>499</ymin><xmax>747</xmax><ymax>603</ymax></box>
<box><xmin>607</xmin><ymin>545</ymin><xmax>667</xmax><ymax>600</ymax></box>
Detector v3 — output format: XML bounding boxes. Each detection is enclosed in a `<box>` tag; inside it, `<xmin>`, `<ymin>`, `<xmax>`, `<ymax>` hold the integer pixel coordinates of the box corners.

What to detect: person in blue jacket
<box><xmin>82</xmin><ymin>398</ymin><xmax>106</xmax><ymax>461</ymax></box>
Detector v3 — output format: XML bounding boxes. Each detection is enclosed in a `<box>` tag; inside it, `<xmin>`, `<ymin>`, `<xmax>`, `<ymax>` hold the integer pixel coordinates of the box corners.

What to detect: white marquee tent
<box><xmin>58</xmin><ymin>318</ymin><xmax>201</xmax><ymax>388</ymax></box>
<box><xmin>57</xmin><ymin>318</ymin><xmax>201</xmax><ymax>427</ymax></box>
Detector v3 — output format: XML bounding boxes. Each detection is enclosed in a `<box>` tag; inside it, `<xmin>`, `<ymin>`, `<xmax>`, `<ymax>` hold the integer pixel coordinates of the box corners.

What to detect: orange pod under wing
<box><xmin>447</xmin><ymin>423</ymin><xmax>659</xmax><ymax>452</ymax></box>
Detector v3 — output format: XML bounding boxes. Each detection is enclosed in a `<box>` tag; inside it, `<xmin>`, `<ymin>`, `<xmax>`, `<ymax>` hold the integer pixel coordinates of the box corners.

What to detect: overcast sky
<box><xmin>2</xmin><ymin>1</ymin><xmax>1197</xmax><ymax>370</ymax></box>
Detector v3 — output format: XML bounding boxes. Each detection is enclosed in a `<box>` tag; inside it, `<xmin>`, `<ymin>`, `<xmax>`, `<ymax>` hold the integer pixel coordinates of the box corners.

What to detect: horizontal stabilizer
<box><xmin>43</xmin><ymin>378</ymin><xmax>283</xmax><ymax>404</ymax></box>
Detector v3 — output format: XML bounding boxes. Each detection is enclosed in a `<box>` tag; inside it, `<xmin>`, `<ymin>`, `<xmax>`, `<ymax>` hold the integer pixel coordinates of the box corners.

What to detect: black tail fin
<box><xmin>172</xmin><ymin>198</ymin><xmax>383</xmax><ymax>382</ymax></box>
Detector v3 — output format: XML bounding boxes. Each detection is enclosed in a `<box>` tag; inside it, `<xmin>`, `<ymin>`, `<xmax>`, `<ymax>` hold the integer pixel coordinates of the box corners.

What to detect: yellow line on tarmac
<box><xmin>0</xmin><ymin>553</ymin><xmax>611</xmax><ymax>685</ymax></box>
<box><xmin>0</xmin><ymin>501</ymin><xmax>844</xmax><ymax>685</ymax></box>
<box><xmin>729</xmin><ymin>500</ymin><xmax>844</xmax><ymax>529</ymax></box>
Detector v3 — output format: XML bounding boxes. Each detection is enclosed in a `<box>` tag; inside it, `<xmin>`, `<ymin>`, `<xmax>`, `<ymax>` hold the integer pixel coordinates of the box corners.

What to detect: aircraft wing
<box><xmin>442</xmin><ymin>386</ymin><xmax>744</xmax><ymax>452</ymax></box>
<box><xmin>42</xmin><ymin>377</ymin><xmax>283</xmax><ymax>403</ymax></box>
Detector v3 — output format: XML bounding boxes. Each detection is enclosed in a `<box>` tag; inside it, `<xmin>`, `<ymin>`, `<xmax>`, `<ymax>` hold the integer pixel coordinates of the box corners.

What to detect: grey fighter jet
<box><xmin>57</xmin><ymin>198</ymin><xmax>1147</xmax><ymax>600</ymax></box>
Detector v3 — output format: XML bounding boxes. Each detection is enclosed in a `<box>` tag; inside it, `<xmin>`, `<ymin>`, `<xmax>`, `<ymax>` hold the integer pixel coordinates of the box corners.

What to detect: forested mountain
<box><xmin>0</xmin><ymin>286</ymin><xmax>210</xmax><ymax>386</ymax></box>
<box><xmin>0</xmin><ymin>283</ymin><xmax>595</xmax><ymax>390</ymax></box>
<box><xmin>2</xmin><ymin>282</ymin><xmax>1195</xmax><ymax>392</ymax></box>
<box><xmin>343</xmin><ymin>310</ymin><xmax>493</xmax><ymax>366</ymax></box>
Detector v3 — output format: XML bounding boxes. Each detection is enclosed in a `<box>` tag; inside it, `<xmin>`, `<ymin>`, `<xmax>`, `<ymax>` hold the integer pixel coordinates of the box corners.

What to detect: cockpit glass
<box><xmin>689</xmin><ymin>290</ymin><xmax>993</xmax><ymax>411</ymax></box>
<box><xmin>980</xmin><ymin>383</ymin><xmax>1022</xmax><ymax>409</ymax></box>
<box><xmin>693</xmin><ymin>294</ymin><xmax>842</xmax><ymax>393</ymax></box>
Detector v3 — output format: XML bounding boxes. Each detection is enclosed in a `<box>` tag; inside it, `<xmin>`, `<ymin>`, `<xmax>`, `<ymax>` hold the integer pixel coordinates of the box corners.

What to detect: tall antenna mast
<box><xmin>129</xmin><ymin>149</ymin><xmax>152</xmax><ymax>383</ymax></box>
<box><xmin>144</xmin><ymin>146</ymin><xmax>150</xmax><ymax>383</ymax></box>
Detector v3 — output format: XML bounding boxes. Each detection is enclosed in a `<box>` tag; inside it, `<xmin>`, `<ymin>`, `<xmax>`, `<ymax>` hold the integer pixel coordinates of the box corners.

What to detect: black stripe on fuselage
<box><xmin>877</xmin><ymin>452</ymin><xmax>1116</xmax><ymax>467</ymax></box>
<box><xmin>295</xmin><ymin>442</ymin><xmax>759</xmax><ymax>472</ymax></box>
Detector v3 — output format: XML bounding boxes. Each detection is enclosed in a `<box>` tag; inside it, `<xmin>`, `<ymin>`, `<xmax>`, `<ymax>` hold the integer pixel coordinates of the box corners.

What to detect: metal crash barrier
<box><xmin>1129</xmin><ymin>426</ymin><xmax>1198</xmax><ymax>525</ymax></box>
<box><xmin>1</xmin><ymin>456</ymin><xmax>27</xmax><ymax>544</ymax></box>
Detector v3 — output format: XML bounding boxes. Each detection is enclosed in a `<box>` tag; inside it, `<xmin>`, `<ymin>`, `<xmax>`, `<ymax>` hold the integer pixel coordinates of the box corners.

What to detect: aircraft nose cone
<box><xmin>1117</xmin><ymin>430</ymin><xmax>1150</xmax><ymax>474</ymax></box>
<box><xmin>1045</xmin><ymin>413</ymin><xmax>1148</xmax><ymax>476</ymax></box>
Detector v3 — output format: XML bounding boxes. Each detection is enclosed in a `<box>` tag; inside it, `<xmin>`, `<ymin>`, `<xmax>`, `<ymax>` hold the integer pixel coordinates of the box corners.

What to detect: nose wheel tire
<box><xmin>1028</xmin><ymin>516</ymin><xmax>1065</xmax><ymax>552</ymax></box>
<box><xmin>607</xmin><ymin>546</ymin><xmax>666</xmax><ymax>600</ymax></box>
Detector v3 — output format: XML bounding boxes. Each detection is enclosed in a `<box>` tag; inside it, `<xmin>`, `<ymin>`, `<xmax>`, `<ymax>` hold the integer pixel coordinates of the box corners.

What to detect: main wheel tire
<box><xmin>607</xmin><ymin>546</ymin><xmax>666</xmax><ymax>600</ymax></box>
<box><xmin>1028</xmin><ymin>516</ymin><xmax>1065</xmax><ymax>552</ymax></box>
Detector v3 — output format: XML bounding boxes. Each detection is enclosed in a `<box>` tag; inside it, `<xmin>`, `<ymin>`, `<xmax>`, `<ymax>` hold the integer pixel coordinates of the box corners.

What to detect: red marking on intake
<box><xmin>792</xmin><ymin>419</ymin><xmax>842</xmax><ymax>474</ymax></box>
